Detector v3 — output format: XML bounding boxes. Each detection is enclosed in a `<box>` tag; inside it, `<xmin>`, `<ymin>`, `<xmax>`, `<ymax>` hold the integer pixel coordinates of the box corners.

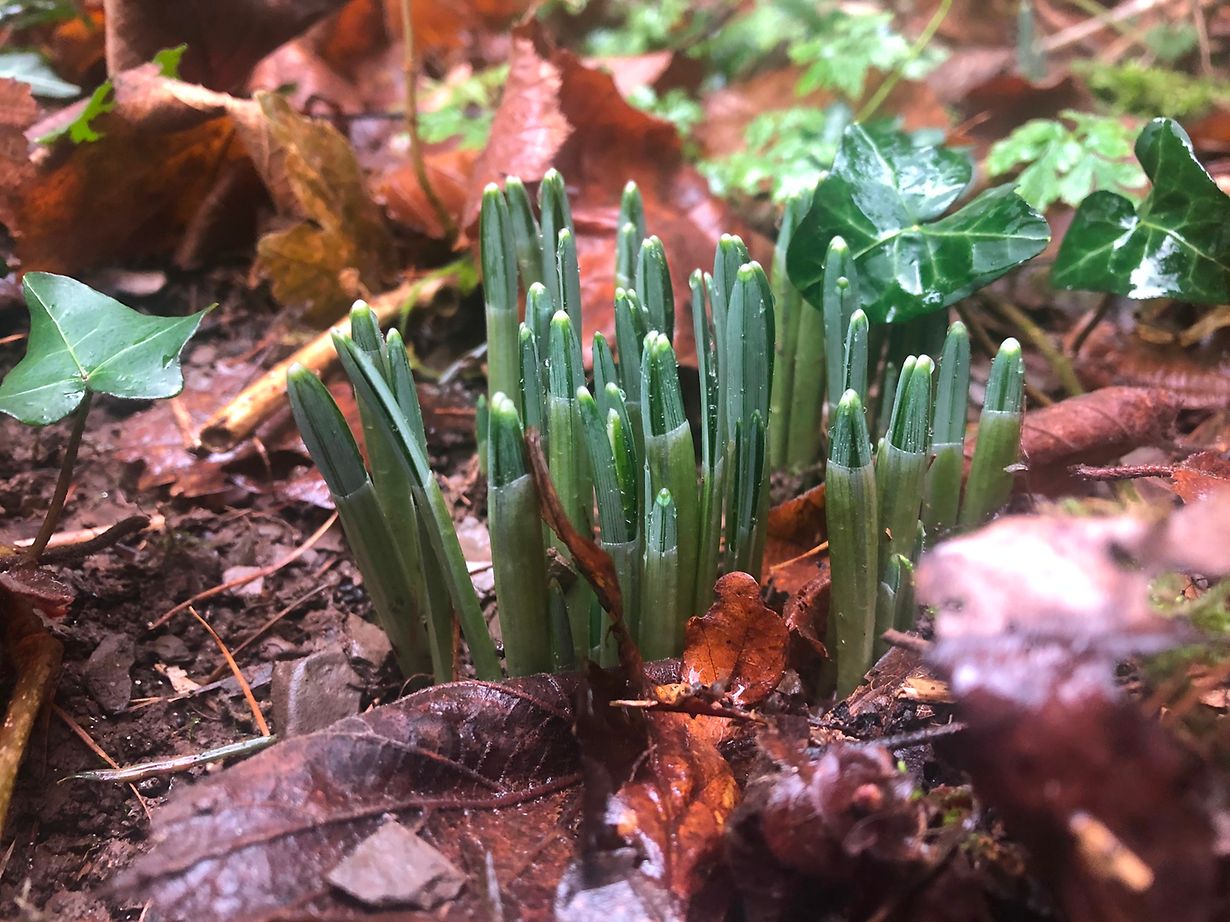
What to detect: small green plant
<box><xmin>987</xmin><ymin>110</ymin><xmax>1146</xmax><ymax>211</ymax></box>
<box><xmin>0</xmin><ymin>273</ymin><xmax>210</xmax><ymax>560</ymax></box>
<box><xmin>1074</xmin><ymin>60</ymin><xmax>1230</xmax><ymax>121</ymax></box>
<box><xmin>291</xmin><ymin>170</ymin><xmax>773</xmax><ymax>679</ymax></box>
<box><xmin>417</xmin><ymin>65</ymin><xmax>509</xmax><ymax>150</ymax></box>
<box><xmin>1053</xmin><ymin>117</ymin><xmax>1230</xmax><ymax>305</ymax></box>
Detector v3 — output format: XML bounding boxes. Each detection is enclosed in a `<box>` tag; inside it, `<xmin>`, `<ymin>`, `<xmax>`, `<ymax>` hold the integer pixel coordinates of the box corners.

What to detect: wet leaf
<box><xmin>0</xmin><ymin>563</ymin><xmax>74</xmax><ymax>619</ymax></box>
<box><xmin>0</xmin><ymin>77</ymin><xmax>37</xmax><ymax>237</ymax></box>
<box><xmin>1172</xmin><ymin>451</ymin><xmax>1230</xmax><ymax>503</ymax></box>
<box><xmin>919</xmin><ymin>502</ymin><xmax>1230</xmax><ymax>922</ymax></box>
<box><xmin>608</xmin><ymin>711</ymin><xmax>739</xmax><ymax>905</ymax></box>
<box><xmin>116</xmin><ymin>677</ymin><xmax>583</xmax><ymax>921</ymax></box>
<box><xmin>1018</xmin><ymin>386</ymin><xmax>1181</xmax><ymax>487</ymax></box>
<box><xmin>252</xmin><ymin>92</ymin><xmax>397</xmax><ymax>320</ymax></box>
<box><xmin>0</xmin><ymin>273</ymin><xmax>210</xmax><ymax>426</ymax></box>
<box><xmin>104</xmin><ymin>0</ymin><xmax>348</xmax><ymax>91</ymax></box>
<box><xmin>787</xmin><ymin>122</ymin><xmax>1050</xmax><ymax>323</ymax></box>
<box><xmin>1053</xmin><ymin>117</ymin><xmax>1230</xmax><ymax>303</ymax></box>
<box><xmin>683</xmin><ymin>572</ymin><xmax>786</xmax><ymax>708</ymax></box>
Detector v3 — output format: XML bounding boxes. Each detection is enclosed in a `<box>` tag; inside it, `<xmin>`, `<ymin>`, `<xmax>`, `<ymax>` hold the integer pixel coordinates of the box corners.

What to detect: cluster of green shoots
<box><xmin>287</xmin><ymin>173</ymin><xmax>1024</xmax><ymax>694</ymax></box>
<box><xmin>478</xmin><ymin>170</ymin><xmax>774</xmax><ymax>672</ymax></box>
<box><xmin>774</xmin><ymin>203</ymin><xmax>1026</xmax><ymax>697</ymax></box>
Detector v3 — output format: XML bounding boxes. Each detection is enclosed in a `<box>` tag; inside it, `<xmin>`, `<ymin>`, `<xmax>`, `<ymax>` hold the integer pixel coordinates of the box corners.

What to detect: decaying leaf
<box><xmin>103</xmin><ymin>0</ymin><xmax>348</xmax><ymax>91</ymax></box>
<box><xmin>1018</xmin><ymin>386</ymin><xmax>1181</xmax><ymax>490</ymax></box>
<box><xmin>918</xmin><ymin>500</ymin><xmax>1230</xmax><ymax>922</ymax></box>
<box><xmin>252</xmin><ymin>92</ymin><xmax>397</xmax><ymax>320</ymax></box>
<box><xmin>1172</xmin><ymin>451</ymin><xmax>1230</xmax><ymax>503</ymax></box>
<box><xmin>683</xmin><ymin>571</ymin><xmax>787</xmax><ymax>708</ymax></box>
<box><xmin>0</xmin><ymin>77</ymin><xmax>37</xmax><ymax>241</ymax></box>
<box><xmin>116</xmin><ymin>677</ymin><xmax>583</xmax><ymax>921</ymax></box>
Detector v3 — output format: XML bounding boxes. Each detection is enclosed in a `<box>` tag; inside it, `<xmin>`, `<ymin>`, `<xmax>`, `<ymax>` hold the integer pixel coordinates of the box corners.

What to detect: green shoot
<box><xmin>960</xmin><ymin>338</ymin><xmax>1025</xmax><ymax>527</ymax></box>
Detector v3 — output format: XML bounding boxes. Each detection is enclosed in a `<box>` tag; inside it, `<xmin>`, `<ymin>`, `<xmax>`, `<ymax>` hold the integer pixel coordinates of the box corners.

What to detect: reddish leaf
<box><xmin>1017</xmin><ymin>386</ymin><xmax>1180</xmax><ymax>493</ymax></box>
<box><xmin>683</xmin><ymin>572</ymin><xmax>786</xmax><ymax>708</ymax></box>
<box><xmin>782</xmin><ymin>563</ymin><xmax>829</xmax><ymax>659</ymax></box>
<box><xmin>116</xmin><ymin>677</ymin><xmax>583</xmax><ymax>921</ymax></box>
<box><xmin>919</xmin><ymin>503</ymin><xmax>1230</xmax><ymax>922</ymax></box>
<box><xmin>608</xmin><ymin>711</ymin><xmax>739</xmax><ymax>905</ymax></box>
<box><xmin>104</xmin><ymin>0</ymin><xmax>347</xmax><ymax>91</ymax></box>
<box><xmin>0</xmin><ymin>564</ymin><xmax>74</xmax><ymax>620</ymax></box>
<box><xmin>0</xmin><ymin>79</ymin><xmax>37</xmax><ymax>251</ymax></box>
<box><xmin>1172</xmin><ymin>451</ymin><xmax>1230</xmax><ymax>503</ymax></box>
<box><xmin>1075</xmin><ymin>322</ymin><xmax>1230</xmax><ymax>410</ymax></box>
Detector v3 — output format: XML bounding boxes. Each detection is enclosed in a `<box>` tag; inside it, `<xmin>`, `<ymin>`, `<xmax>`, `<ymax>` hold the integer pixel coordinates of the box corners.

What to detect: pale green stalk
<box><xmin>826</xmin><ymin>390</ymin><xmax>878</xmax><ymax>699</ymax></box>
<box><xmin>519</xmin><ymin>324</ymin><xmax>545</xmax><ymax>438</ymax></box>
<box><xmin>482</xmin><ymin>184</ymin><xmax>521</xmax><ymax>416</ymax></box>
<box><xmin>537</xmin><ymin>168</ymin><xmax>573</xmax><ymax>311</ymax></box>
<box><xmin>615</xmin><ymin>181</ymin><xmax>646</xmax><ymax>291</ymax></box>
<box><xmin>875</xmin><ymin>355</ymin><xmax>933</xmax><ymax>569</ymax></box>
<box><xmin>822</xmin><ymin>237</ymin><xmax>858</xmax><ymax>419</ymax></box>
<box><xmin>874</xmin><ymin>553</ymin><xmax>914</xmax><ymax>658</ymax></box>
<box><xmin>843</xmin><ymin>308</ymin><xmax>870</xmax><ymax>404</ymax></box>
<box><xmin>504</xmin><ymin>176</ymin><xmax>543</xmax><ymax>291</ymax></box>
<box><xmin>692</xmin><ymin>270</ymin><xmax>722</xmax><ymax>612</ymax></box>
<box><xmin>768</xmin><ymin>191</ymin><xmax>810</xmax><ymax>469</ymax></box>
<box><xmin>642</xmin><ymin>332</ymin><xmax>698</xmax><ymax>638</ymax></box>
<box><xmin>593</xmin><ymin>332</ymin><xmax>618</xmax><ymax>403</ymax></box>
<box><xmin>960</xmin><ymin>338</ymin><xmax>1025</xmax><ymax>527</ymax></box>
<box><xmin>556</xmin><ymin>227</ymin><xmax>583</xmax><ymax>332</ymax></box>
<box><xmin>635</xmin><ymin>235</ymin><xmax>674</xmax><ymax>343</ymax></box>
<box><xmin>488</xmin><ymin>393</ymin><xmax>551</xmax><ymax>676</ymax></box>
<box><xmin>641</xmin><ymin>488</ymin><xmax>679</xmax><ymax>660</ymax></box>
<box><xmin>924</xmin><ymin>321</ymin><xmax>970</xmax><ymax>533</ymax></box>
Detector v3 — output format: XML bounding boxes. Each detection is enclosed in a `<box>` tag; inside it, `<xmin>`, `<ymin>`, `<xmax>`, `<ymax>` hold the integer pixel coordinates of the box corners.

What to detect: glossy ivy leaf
<box><xmin>787</xmin><ymin>123</ymin><xmax>1051</xmax><ymax>323</ymax></box>
<box><xmin>1052</xmin><ymin>117</ymin><xmax>1230</xmax><ymax>304</ymax></box>
<box><xmin>0</xmin><ymin>273</ymin><xmax>210</xmax><ymax>426</ymax></box>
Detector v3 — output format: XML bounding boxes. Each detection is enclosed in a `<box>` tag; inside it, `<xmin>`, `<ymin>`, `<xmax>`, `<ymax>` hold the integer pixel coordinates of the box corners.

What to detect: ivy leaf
<box><xmin>0</xmin><ymin>273</ymin><xmax>210</xmax><ymax>426</ymax></box>
<box><xmin>787</xmin><ymin>123</ymin><xmax>1051</xmax><ymax>323</ymax></box>
<box><xmin>1052</xmin><ymin>117</ymin><xmax>1230</xmax><ymax>303</ymax></box>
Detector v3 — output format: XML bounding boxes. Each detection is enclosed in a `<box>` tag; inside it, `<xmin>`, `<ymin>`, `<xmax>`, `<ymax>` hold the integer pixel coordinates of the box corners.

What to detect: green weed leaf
<box><xmin>0</xmin><ymin>273</ymin><xmax>211</xmax><ymax>425</ymax></box>
<box><xmin>36</xmin><ymin>80</ymin><xmax>113</xmax><ymax>144</ymax></box>
<box><xmin>787</xmin><ymin>123</ymin><xmax>1050</xmax><ymax>323</ymax></box>
<box><xmin>987</xmin><ymin>111</ymin><xmax>1145</xmax><ymax>211</ymax></box>
<box><xmin>1052</xmin><ymin>118</ymin><xmax>1230</xmax><ymax>303</ymax></box>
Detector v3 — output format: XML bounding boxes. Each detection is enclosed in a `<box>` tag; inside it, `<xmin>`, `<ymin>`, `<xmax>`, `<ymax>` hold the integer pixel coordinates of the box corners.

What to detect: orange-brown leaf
<box><xmin>683</xmin><ymin>571</ymin><xmax>786</xmax><ymax>708</ymax></box>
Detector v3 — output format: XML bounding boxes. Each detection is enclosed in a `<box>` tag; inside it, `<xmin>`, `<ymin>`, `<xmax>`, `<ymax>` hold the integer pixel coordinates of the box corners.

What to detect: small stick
<box><xmin>769</xmin><ymin>541</ymin><xmax>829</xmax><ymax>573</ymax></box>
<box><xmin>53</xmin><ymin>704</ymin><xmax>150</xmax><ymax>820</ymax></box>
<box><xmin>188</xmin><ymin>607</ymin><xmax>270</xmax><ymax>737</ymax></box>
<box><xmin>64</xmin><ymin>734</ymin><xmax>277</xmax><ymax>783</ymax></box>
<box><xmin>0</xmin><ymin>333</ymin><xmax>26</xmax><ymax>346</ymax></box>
<box><xmin>16</xmin><ymin>515</ymin><xmax>157</xmax><ymax>562</ymax></box>
<box><xmin>148</xmin><ymin>512</ymin><xmax>337</xmax><ymax>629</ymax></box>
<box><xmin>853</xmin><ymin>720</ymin><xmax>967</xmax><ymax>751</ymax></box>
<box><xmin>1070</xmin><ymin>463</ymin><xmax>1174</xmax><ymax>482</ymax></box>
<box><xmin>26</xmin><ymin>393</ymin><xmax>92</xmax><ymax>562</ymax></box>
<box><xmin>202</xmin><ymin>580</ymin><xmax>332</xmax><ymax>683</ymax></box>
<box><xmin>198</xmin><ymin>277</ymin><xmax>443</xmax><ymax>452</ymax></box>
<box><xmin>881</xmin><ymin>628</ymin><xmax>930</xmax><ymax>653</ymax></box>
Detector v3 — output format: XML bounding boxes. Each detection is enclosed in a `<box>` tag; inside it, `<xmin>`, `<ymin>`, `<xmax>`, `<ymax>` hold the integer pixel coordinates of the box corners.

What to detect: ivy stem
<box><xmin>399</xmin><ymin>0</ymin><xmax>458</xmax><ymax>244</ymax></box>
<box><xmin>27</xmin><ymin>392</ymin><xmax>92</xmax><ymax>564</ymax></box>
<box><xmin>988</xmin><ymin>296</ymin><xmax>1083</xmax><ymax>398</ymax></box>
<box><xmin>856</xmin><ymin>0</ymin><xmax>952</xmax><ymax>122</ymax></box>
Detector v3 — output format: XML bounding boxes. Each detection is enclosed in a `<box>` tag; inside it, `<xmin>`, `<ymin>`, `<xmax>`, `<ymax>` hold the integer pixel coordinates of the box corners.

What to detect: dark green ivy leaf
<box><xmin>1051</xmin><ymin>117</ymin><xmax>1230</xmax><ymax>303</ymax></box>
<box><xmin>787</xmin><ymin>123</ymin><xmax>1051</xmax><ymax>323</ymax></box>
<box><xmin>0</xmin><ymin>273</ymin><xmax>211</xmax><ymax>426</ymax></box>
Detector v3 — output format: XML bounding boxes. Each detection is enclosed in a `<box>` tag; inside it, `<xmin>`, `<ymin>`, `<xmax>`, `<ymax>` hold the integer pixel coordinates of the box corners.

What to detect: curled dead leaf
<box><xmin>683</xmin><ymin>571</ymin><xmax>786</xmax><ymax>708</ymax></box>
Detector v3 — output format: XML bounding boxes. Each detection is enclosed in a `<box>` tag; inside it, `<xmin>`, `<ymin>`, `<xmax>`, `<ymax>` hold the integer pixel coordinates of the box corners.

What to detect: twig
<box><xmin>399</xmin><ymin>0</ymin><xmax>458</xmax><ymax>243</ymax></box>
<box><xmin>52</xmin><ymin>704</ymin><xmax>150</xmax><ymax>820</ymax></box>
<box><xmin>857</xmin><ymin>0</ymin><xmax>952</xmax><ymax>121</ymax></box>
<box><xmin>0</xmin><ymin>333</ymin><xmax>26</xmax><ymax>346</ymax></box>
<box><xmin>189</xmin><ymin>607</ymin><xmax>270</xmax><ymax>737</ymax></box>
<box><xmin>26</xmin><ymin>393</ymin><xmax>92</xmax><ymax>563</ymax></box>
<box><xmin>987</xmin><ymin>297</ymin><xmax>1083</xmax><ymax>397</ymax></box>
<box><xmin>854</xmin><ymin>720</ymin><xmax>967</xmax><ymax>751</ymax></box>
<box><xmin>199</xmin><ymin>277</ymin><xmax>444</xmax><ymax>452</ymax></box>
<box><xmin>203</xmin><ymin>580</ymin><xmax>332</xmax><ymax>683</ymax></box>
<box><xmin>147</xmin><ymin>513</ymin><xmax>338</xmax><ymax>629</ymax></box>
<box><xmin>1040</xmin><ymin>0</ymin><xmax>1167</xmax><ymax>52</ymax></box>
<box><xmin>65</xmin><ymin>734</ymin><xmax>277</xmax><ymax>783</ymax></box>
<box><xmin>1190</xmin><ymin>0</ymin><xmax>1213</xmax><ymax>75</ymax></box>
<box><xmin>769</xmin><ymin>541</ymin><xmax>829</xmax><ymax>573</ymax></box>
<box><xmin>1070</xmin><ymin>462</ymin><xmax>1174</xmax><ymax>481</ymax></box>
<box><xmin>29</xmin><ymin>515</ymin><xmax>155</xmax><ymax>563</ymax></box>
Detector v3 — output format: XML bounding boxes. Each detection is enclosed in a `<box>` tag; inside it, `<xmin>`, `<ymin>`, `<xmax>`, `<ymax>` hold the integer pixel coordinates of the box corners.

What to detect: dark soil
<box><xmin>0</xmin><ymin>271</ymin><xmax>469</xmax><ymax>919</ymax></box>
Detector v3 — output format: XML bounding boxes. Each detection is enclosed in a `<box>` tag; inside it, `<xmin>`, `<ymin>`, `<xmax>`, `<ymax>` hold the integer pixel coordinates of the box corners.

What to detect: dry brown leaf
<box><xmin>103</xmin><ymin>0</ymin><xmax>348</xmax><ymax>91</ymax></box>
<box><xmin>1172</xmin><ymin>451</ymin><xmax>1230</xmax><ymax>503</ymax></box>
<box><xmin>373</xmin><ymin>147</ymin><xmax>478</xmax><ymax>239</ymax></box>
<box><xmin>250</xmin><ymin>92</ymin><xmax>396</xmax><ymax>320</ymax></box>
<box><xmin>1017</xmin><ymin>386</ymin><xmax>1181</xmax><ymax>493</ymax></box>
<box><xmin>682</xmin><ymin>572</ymin><xmax>787</xmax><ymax>708</ymax></box>
<box><xmin>1074</xmin><ymin>321</ymin><xmax>1230</xmax><ymax>409</ymax></box>
<box><xmin>0</xmin><ymin>79</ymin><xmax>37</xmax><ymax>245</ymax></box>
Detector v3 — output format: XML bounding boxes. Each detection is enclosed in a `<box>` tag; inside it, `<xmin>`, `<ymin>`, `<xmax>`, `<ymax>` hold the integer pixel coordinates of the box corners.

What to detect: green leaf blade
<box><xmin>1052</xmin><ymin>118</ymin><xmax>1230</xmax><ymax>303</ymax></box>
<box><xmin>0</xmin><ymin>273</ymin><xmax>210</xmax><ymax>425</ymax></box>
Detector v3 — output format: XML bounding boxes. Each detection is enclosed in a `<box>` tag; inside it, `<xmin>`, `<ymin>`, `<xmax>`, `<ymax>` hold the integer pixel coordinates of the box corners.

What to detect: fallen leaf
<box><xmin>1074</xmin><ymin>321</ymin><xmax>1230</xmax><ymax>410</ymax></box>
<box><xmin>683</xmin><ymin>571</ymin><xmax>786</xmax><ymax>708</ymax></box>
<box><xmin>468</xmin><ymin>24</ymin><xmax>764</xmax><ymax>365</ymax></box>
<box><xmin>919</xmin><ymin>502</ymin><xmax>1228</xmax><ymax>922</ymax></box>
<box><xmin>0</xmin><ymin>563</ymin><xmax>74</xmax><ymax>619</ymax></box>
<box><xmin>0</xmin><ymin>78</ymin><xmax>37</xmax><ymax>243</ymax></box>
<box><xmin>1018</xmin><ymin>386</ymin><xmax>1181</xmax><ymax>492</ymax></box>
<box><xmin>608</xmin><ymin>710</ymin><xmax>739</xmax><ymax>906</ymax></box>
<box><xmin>373</xmin><ymin>146</ymin><xmax>477</xmax><ymax>239</ymax></box>
<box><xmin>1172</xmin><ymin>451</ymin><xmax>1230</xmax><ymax>503</ymax></box>
<box><xmin>116</xmin><ymin>677</ymin><xmax>583</xmax><ymax>921</ymax></box>
<box><xmin>251</xmin><ymin>92</ymin><xmax>397</xmax><ymax>320</ymax></box>
<box><xmin>104</xmin><ymin>0</ymin><xmax>348</xmax><ymax>91</ymax></box>
<box><xmin>325</xmin><ymin>820</ymin><xmax>465</xmax><ymax>910</ymax></box>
